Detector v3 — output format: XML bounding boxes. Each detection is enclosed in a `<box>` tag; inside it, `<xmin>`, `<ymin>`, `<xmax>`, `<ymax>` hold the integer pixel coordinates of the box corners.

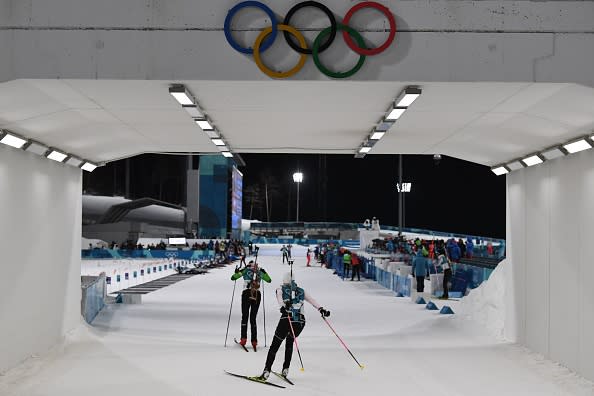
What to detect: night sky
<box><xmin>83</xmin><ymin>153</ymin><xmax>506</xmax><ymax>239</ymax></box>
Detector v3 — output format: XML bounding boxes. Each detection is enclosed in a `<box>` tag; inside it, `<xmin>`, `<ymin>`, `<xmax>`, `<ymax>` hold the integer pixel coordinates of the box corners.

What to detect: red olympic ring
<box><xmin>342</xmin><ymin>2</ymin><xmax>397</xmax><ymax>56</ymax></box>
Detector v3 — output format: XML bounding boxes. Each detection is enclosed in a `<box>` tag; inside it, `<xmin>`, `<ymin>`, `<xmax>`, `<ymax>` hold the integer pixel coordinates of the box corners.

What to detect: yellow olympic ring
<box><xmin>253</xmin><ymin>24</ymin><xmax>308</xmax><ymax>79</ymax></box>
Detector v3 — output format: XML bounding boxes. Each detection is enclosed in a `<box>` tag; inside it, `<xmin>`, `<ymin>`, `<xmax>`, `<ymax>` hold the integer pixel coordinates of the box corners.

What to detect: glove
<box><xmin>280</xmin><ymin>306</ymin><xmax>288</xmax><ymax>315</ymax></box>
<box><xmin>318</xmin><ymin>307</ymin><xmax>330</xmax><ymax>317</ymax></box>
<box><xmin>234</xmin><ymin>267</ymin><xmax>240</xmax><ymax>274</ymax></box>
<box><xmin>260</xmin><ymin>268</ymin><xmax>267</xmax><ymax>274</ymax></box>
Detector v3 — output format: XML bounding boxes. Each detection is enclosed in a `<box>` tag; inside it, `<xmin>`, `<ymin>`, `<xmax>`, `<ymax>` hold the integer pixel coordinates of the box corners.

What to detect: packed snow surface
<box><xmin>1</xmin><ymin>246</ymin><xmax>593</xmax><ymax>395</ymax></box>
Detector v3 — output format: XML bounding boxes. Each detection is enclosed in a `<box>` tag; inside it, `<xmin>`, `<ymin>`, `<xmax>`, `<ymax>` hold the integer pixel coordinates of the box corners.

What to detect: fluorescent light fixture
<box><xmin>46</xmin><ymin>149</ymin><xmax>68</xmax><ymax>162</ymax></box>
<box><xmin>563</xmin><ymin>138</ymin><xmax>592</xmax><ymax>154</ymax></box>
<box><xmin>506</xmin><ymin>161</ymin><xmax>525</xmax><ymax>171</ymax></box>
<box><xmin>222</xmin><ymin>151</ymin><xmax>233</xmax><ymax>158</ymax></box>
<box><xmin>66</xmin><ymin>157</ymin><xmax>83</xmax><ymax>167</ymax></box>
<box><xmin>81</xmin><ymin>162</ymin><xmax>98</xmax><ymax>172</ymax></box>
<box><xmin>217</xmin><ymin>145</ymin><xmax>229</xmax><ymax>151</ymax></box>
<box><xmin>0</xmin><ymin>131</ymin><xmax>27</xmax><ymax>149</ymax></box>
<box><xmin>293</xmin><ymin>172</ymin><xmax>304</xmax><ymax>183</ymax></box>
<box><xmin>212</xmin><ymin>138</ymin><xmax>225</xmax><ymax>146</ymax></box>
<box><xmin>169</xmin><ymin>85</ymin><xmax>194</xmax><ymax>106</ymax></box>
<box><xmin>183</xmin><ymin>105</ymin><xmax>203</xmax><ymax>118</ymax></box>
<box><xmin>375</xmin><ymin>118</ymin><xmax>394</xmax><ymax>132</ymax></box>
<box><xmin>396</xmin><ymin>87</ymin><xmax>422</xmax><ymax>108</ymax></box>
<box><xmin>195</xmin><ymin>119</ymin><xmax>214</xmax><ymax>131</ymax></box>
<box><xmin>206</xmin><ymin>129</ymin><xmax>220</xmax><ymax>138</ymax></box>
<box><xmin>370</xmin><ymin>131</ymin><xmax>385</xmax><ymax>140</ymax></box>
<box><xmin>359</xmin><ymin>147</ymin><xmax>371</xmax><ymax>154</ymax></box>
<box><xmin>25</xmin><ymin>141</ymin><xmax>49</xmax><ymax>155</ymax></box>
<box><xmin>491</xmin><ymin>166</ymin><xmax>509</xmax><ymax>176</ymax></box>
<box><xmin>521</xmin><ymin>154</ymin><xmax>544</xmax><ymax>167</ymax></box>
<box><xmin>386</xmin><ymin>107</ymin><xmax>406</xmax><ymax>121</ymax></box>
<box><xmin>541</xmin><ymin>146</ymin><xmax>566</xmax><ymax>160</ymax></box>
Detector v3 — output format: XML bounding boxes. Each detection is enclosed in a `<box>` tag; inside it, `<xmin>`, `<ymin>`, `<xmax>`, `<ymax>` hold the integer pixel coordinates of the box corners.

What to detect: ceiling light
<box><xmin>169</xmin><ymin>85</ymin><xmax>194</xmax><ymax>106</ymax></box>
<box><xmin>563</xmin><ymin>138</ymin><xmax>592</xmax><ymax>154</ymax></box>
<box><xmin>25</xmin><ymin>141</ymin><xmax>49</xmax><ymax>155</ymax></box>
<box><xmin>370</xmin><ymin>131</ymin><xmax>385</xmax><ymax>140</ymax></box>
<box><xmin>396</xmin><ymin>86</ymin><xmax>422</xmax><ymax>107</ymax></box>
<box><xmin>206</xmin><ymin>129</ymin><xmax>220</xmax><ymax>138</ymax></box>
<box><xmin>491</xmin><ymin>166</ymin><xmax>509</xmax><ymax>176</ymax></box>
<box><xmin>195</xmin><ymin>119</ymin><xmax>214</xmax><ymax>131</ymax></box>
<box><xmin>183</xmin><ymin>105</ymin><xmax>203</xmax><ymax>118</ymax></box>
<box><xmin>386</xmin><ymin>107</ymin><xmax>406</xmax><ymax>121</ymax></box>
<box><xmin>521</xmin><ymin>155</ymin><xmax>544</xmax><ymax>167</ymax></box>
<box><xmin>217</xmin><ymin>145</ymin><xmax>229</xmax><ymax>151</ymax></box>
<box><xmin>0</xmin><ymin>131</ymin><xmax>28</xmax><ymax>149</ymax></box>
<box><xmin>541</xmin><ymin>146</ymin><xmax>566</xmax><ymax>160</ymax></box>
<box><xmin>212</xmin><ymin>138</ymin><xmax>225</xmax><ymax>146</ymax></box>
<box><xmin>359</xmin><ymin>147</ymin><xmax>371</xmax><ymax>154</ymax></box>
<box><xmin>81</xmin><ymin>162</ymin><xmax>98</xmax><ymax>172</ymax></box>
<box><xmin>222</xmin><ymin>151</ymin><xmax>233</xmax><ymax>158</ymax></box>
<box><xmin>66</xmin><ymin>157</ymin><xmax>83</xmax><ymax>167</ymax></box>
<box><xmin>375</xmin><ymin>118</ymin><xmax>394</xmax><ymax>132</ymax></box>
<box><xmin>506</xmin><ymin>161</ymin><xmax>525</xmax><ymax>171</ymax></box>
<box><xmin>46</xmin><ymin>149</ymin><xmax>68</xmax><ymax>162</ymax></box>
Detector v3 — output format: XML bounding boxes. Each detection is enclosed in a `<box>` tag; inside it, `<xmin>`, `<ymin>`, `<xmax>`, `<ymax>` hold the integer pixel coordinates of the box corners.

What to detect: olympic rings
<box><xmin>254</xmin><ymin>25</ymin><xmax>308</xmax><ymax>79</ymax></box>
<box><xmin>313</xmin><ymin>25</ymin><xmax>366</xmax><ymax>79</ymax></box>
<box><xmin>283</xmin><ymin>1</ymin><xmax>337</xmax><ymax>55</ymax></box>
<box><xmin>342</xmin><ymin>2</ymin><xmax>396</xmax><ymax>56</ymax></box>
<box><xmin>224</xmin><ymin>1</ymin><xmax>278</xmax><ymax>54</ymax></box>
<box><xmin>224</xmin><ymin>0</ymin><xmax>397</xmax><ymax>78</ymax></box>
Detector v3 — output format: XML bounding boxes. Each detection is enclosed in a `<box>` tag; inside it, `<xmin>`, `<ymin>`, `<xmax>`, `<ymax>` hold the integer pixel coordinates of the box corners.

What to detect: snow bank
<box><xmin>458</xmin><ymin>259</ymin><xmax>509</xmax><ymax>340</ymax></box>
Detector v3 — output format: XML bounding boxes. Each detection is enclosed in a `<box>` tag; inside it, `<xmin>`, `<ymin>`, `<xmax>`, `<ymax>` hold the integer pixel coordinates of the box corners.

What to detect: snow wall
<box><xmin>505</xmin><ymin>146</ymin><xmax>594</xmax><ymax>382</ymax></box>
<box><xmin>0</xmin><ymin>144</ymin><xmax>82</xmax><ymax>374</ymax></box>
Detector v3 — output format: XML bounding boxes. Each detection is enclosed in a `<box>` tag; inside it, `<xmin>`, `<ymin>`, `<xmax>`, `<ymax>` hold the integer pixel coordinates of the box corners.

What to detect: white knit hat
<box><xmin>283</xmin><ymin>272</ymin><xmax>293</xmax><ymax>284</ymax></box>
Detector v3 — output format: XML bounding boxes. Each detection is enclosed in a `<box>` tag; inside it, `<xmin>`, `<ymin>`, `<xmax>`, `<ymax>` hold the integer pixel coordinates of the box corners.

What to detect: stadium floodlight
<box><xmin>195</xmin><ymin>118</ymin><xmax>214</xmax><ymax>131</ymax></box>
<box><xmin>396</xmin><ymin>182</ymin><xmax>412</xmax><ymax>192</ymax></box>
<box><xmin>212</xmin><ymin>138</ymin><xmax>225</xmax><ymax>146</ymax></box>
<box><xmin>81</xmin><ymin>162</ymin><xmax>98</xmax><ymax>172</ymax></box>
<box><xmin>541</xmin><ymin>146</ymin><xmax>566</xmax><ymax>160</ymax></box>
<box><xmin>395</xmin><ymin>86</ymin><xmax>422</xmax><ymax>108</ymax></box>
<box><xmin>506</xmin><ymin>161</ymin><xmax>525</xmax><ymax>171</ymax></box>
<box><xmin>222</xmin><ymin>151</ymin><xmax>233</xmax><ymax>158</ymax></box>
<box><xmin>521</xmin><ymin>154</ymin><xmax>544</xmax><ymax>167</ymax></box>
<box><xmin>0</xmin><ymin>131</ymin><xmax>28</xmax><ymax>149</ymax></box>
<box><xmin>563</xmin><ymin>138</ymin><xmax>592</xmax><ymax>154</ymax></box>
<box><xmin>370</xmin><ymin>131</ymin><xmax>385</xmax><ymax>140</ymax></box>
<box><xmin>46</xmin><ymin>149</ymin><xmax>68</xmax><ymax>162</ymax></box>
<box><xmin>491</xmin><ymin>166</ymin><xmax>509</xmax><ymax>176</ymax></box>
<box><xmin>169</xmin><ymin>85</ymin><xmax>194</xmax><ymax>106</ymax></box>
<box><xmin>183</xmin><ymin>105</ymin><xmax>203</xmax><ymax>118</ymax></box>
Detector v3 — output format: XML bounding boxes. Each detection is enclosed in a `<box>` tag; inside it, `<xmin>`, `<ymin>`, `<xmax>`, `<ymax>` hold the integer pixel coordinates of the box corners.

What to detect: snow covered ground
<box><xmin>1</xmin><ymin>246</ymin><xmax>593</xmax><ymax>395</ymax></box>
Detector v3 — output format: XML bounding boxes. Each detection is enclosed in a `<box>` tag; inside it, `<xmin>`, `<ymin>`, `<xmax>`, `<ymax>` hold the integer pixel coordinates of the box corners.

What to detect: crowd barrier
<box><xmin>81</xmin><ymin>274</ymin><xmax>106</xmax><ymax>324</ymax></box>
<box><xmin>326</xmin><ymin>251</ymin><xmax>495</xmax><ymax>298</ymax></box>
<box><xmin>82</xmin><ymin>249</ymin><xmax>216</xmax><ymax>260</ymax></box>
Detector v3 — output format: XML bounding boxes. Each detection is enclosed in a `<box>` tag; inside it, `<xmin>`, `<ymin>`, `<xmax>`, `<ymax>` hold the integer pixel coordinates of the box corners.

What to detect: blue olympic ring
<box><xmin>224</xmin><ymin>1</ymin><xmax>278</xmax><ymax>55</ymax></box>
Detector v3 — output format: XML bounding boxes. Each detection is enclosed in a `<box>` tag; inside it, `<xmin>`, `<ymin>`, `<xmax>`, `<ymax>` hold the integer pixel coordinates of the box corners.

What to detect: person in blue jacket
<box><xmin>466</xmin><ymin>237</ymin><xmax>474</xmax><ymax>259</ymax></box>
<box><xmin>412</xmin><ymin>250</ymin><xmax>430</xmax><ymax>293</ymax></box>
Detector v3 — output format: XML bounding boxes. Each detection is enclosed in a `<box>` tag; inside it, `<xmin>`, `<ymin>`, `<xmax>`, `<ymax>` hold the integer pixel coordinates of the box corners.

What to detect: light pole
<box><xmin>293</xmin><ymin>172</ymin><xmax>303</xmax><ymax>222</ymax></box>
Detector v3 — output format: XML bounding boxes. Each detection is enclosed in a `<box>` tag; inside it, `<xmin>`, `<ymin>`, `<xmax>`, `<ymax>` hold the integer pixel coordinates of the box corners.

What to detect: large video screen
<box><xmin>231</xmin><ymin>166</ymin><xmax>243</xmax><ymax>232</ymax></box>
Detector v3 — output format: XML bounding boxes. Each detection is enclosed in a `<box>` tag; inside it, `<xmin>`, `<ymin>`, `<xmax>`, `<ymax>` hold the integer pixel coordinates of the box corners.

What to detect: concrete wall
<box><xmin>506</xmin><ymin>147</ymin><xmax>594</xmax><ymax>381</ymax></box>
<box><xmin>0</xmin><ymin>143</ymin><xmax>82</xmax><ymax>373</ymax></box>
<box><xmin>1</xmin><ymin>1</ymin><xmax>593</xmax><ymax>85</ymax></box>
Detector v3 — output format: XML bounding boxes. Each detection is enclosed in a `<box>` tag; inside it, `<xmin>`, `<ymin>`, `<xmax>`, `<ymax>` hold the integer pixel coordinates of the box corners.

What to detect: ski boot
<box><xmin>259</xmin><ymin>369</ymin><xmax>270</xmax><ymax>381</ymax></box>
<box><xmin>281</xmin><ymin>368</ymin><xmax>289</xmax><ymax>377</ymax></box>
<box><xmin>239</xmin><ymin>338</ymin><xmax>247</xmax><ymax>346</ymax></box>
<box><xmin>252</xmin><ymin>340</ymin><xmax>258</xmax><ymax>352</ymax></box>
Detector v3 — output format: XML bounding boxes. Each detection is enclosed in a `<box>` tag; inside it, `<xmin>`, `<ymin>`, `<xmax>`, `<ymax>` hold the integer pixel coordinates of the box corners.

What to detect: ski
<box><xmin>234</xmin><ymin>338</ymin><xmax>249</xmax><ymax>352</ymax></box>
<box><xmin>272</xmin><ymin>371</ymin><xmax>294</xmax><ymax>385</ymax></box>
<box><xmin>224</xmin><ymin>371</ymin><xmax>286</xmax><ymax>389</ymax></box>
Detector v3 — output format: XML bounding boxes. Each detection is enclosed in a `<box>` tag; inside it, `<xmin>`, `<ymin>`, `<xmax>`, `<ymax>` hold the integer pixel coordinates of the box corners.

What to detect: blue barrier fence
<box><xmin>82</xmin><ymin>249</ymin><xmax>216</xmax><ymax>260</ymax></box>
<box><xmin>326</xmin><ymin>252</ymin><xmax>494</xmax><ymax>298</ymax></box>
<box><xmin>81</xmin><ymin>275</ymin><xmax>105</xmax><ymax>324</ymax></box>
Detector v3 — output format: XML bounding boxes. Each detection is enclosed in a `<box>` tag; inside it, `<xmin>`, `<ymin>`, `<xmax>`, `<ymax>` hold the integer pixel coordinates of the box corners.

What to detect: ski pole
<box><xmin>262</xmin><ymin>281</ymin><xmax>267</xmax><ymax>347</ymax></box>
<box><xmin>224</xmin><ymin>278</ymin><xmax>238</xmax><ymax>347</ymax></box>
<box><xmin>286</xmin><ymin>314</ymin><xmax>305</xmax><ymax>371</ymax></box>
<box><xmin>321</xmin><ymin>316</ymin><xmax>364</xmax><ymax>369</ymax></box>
